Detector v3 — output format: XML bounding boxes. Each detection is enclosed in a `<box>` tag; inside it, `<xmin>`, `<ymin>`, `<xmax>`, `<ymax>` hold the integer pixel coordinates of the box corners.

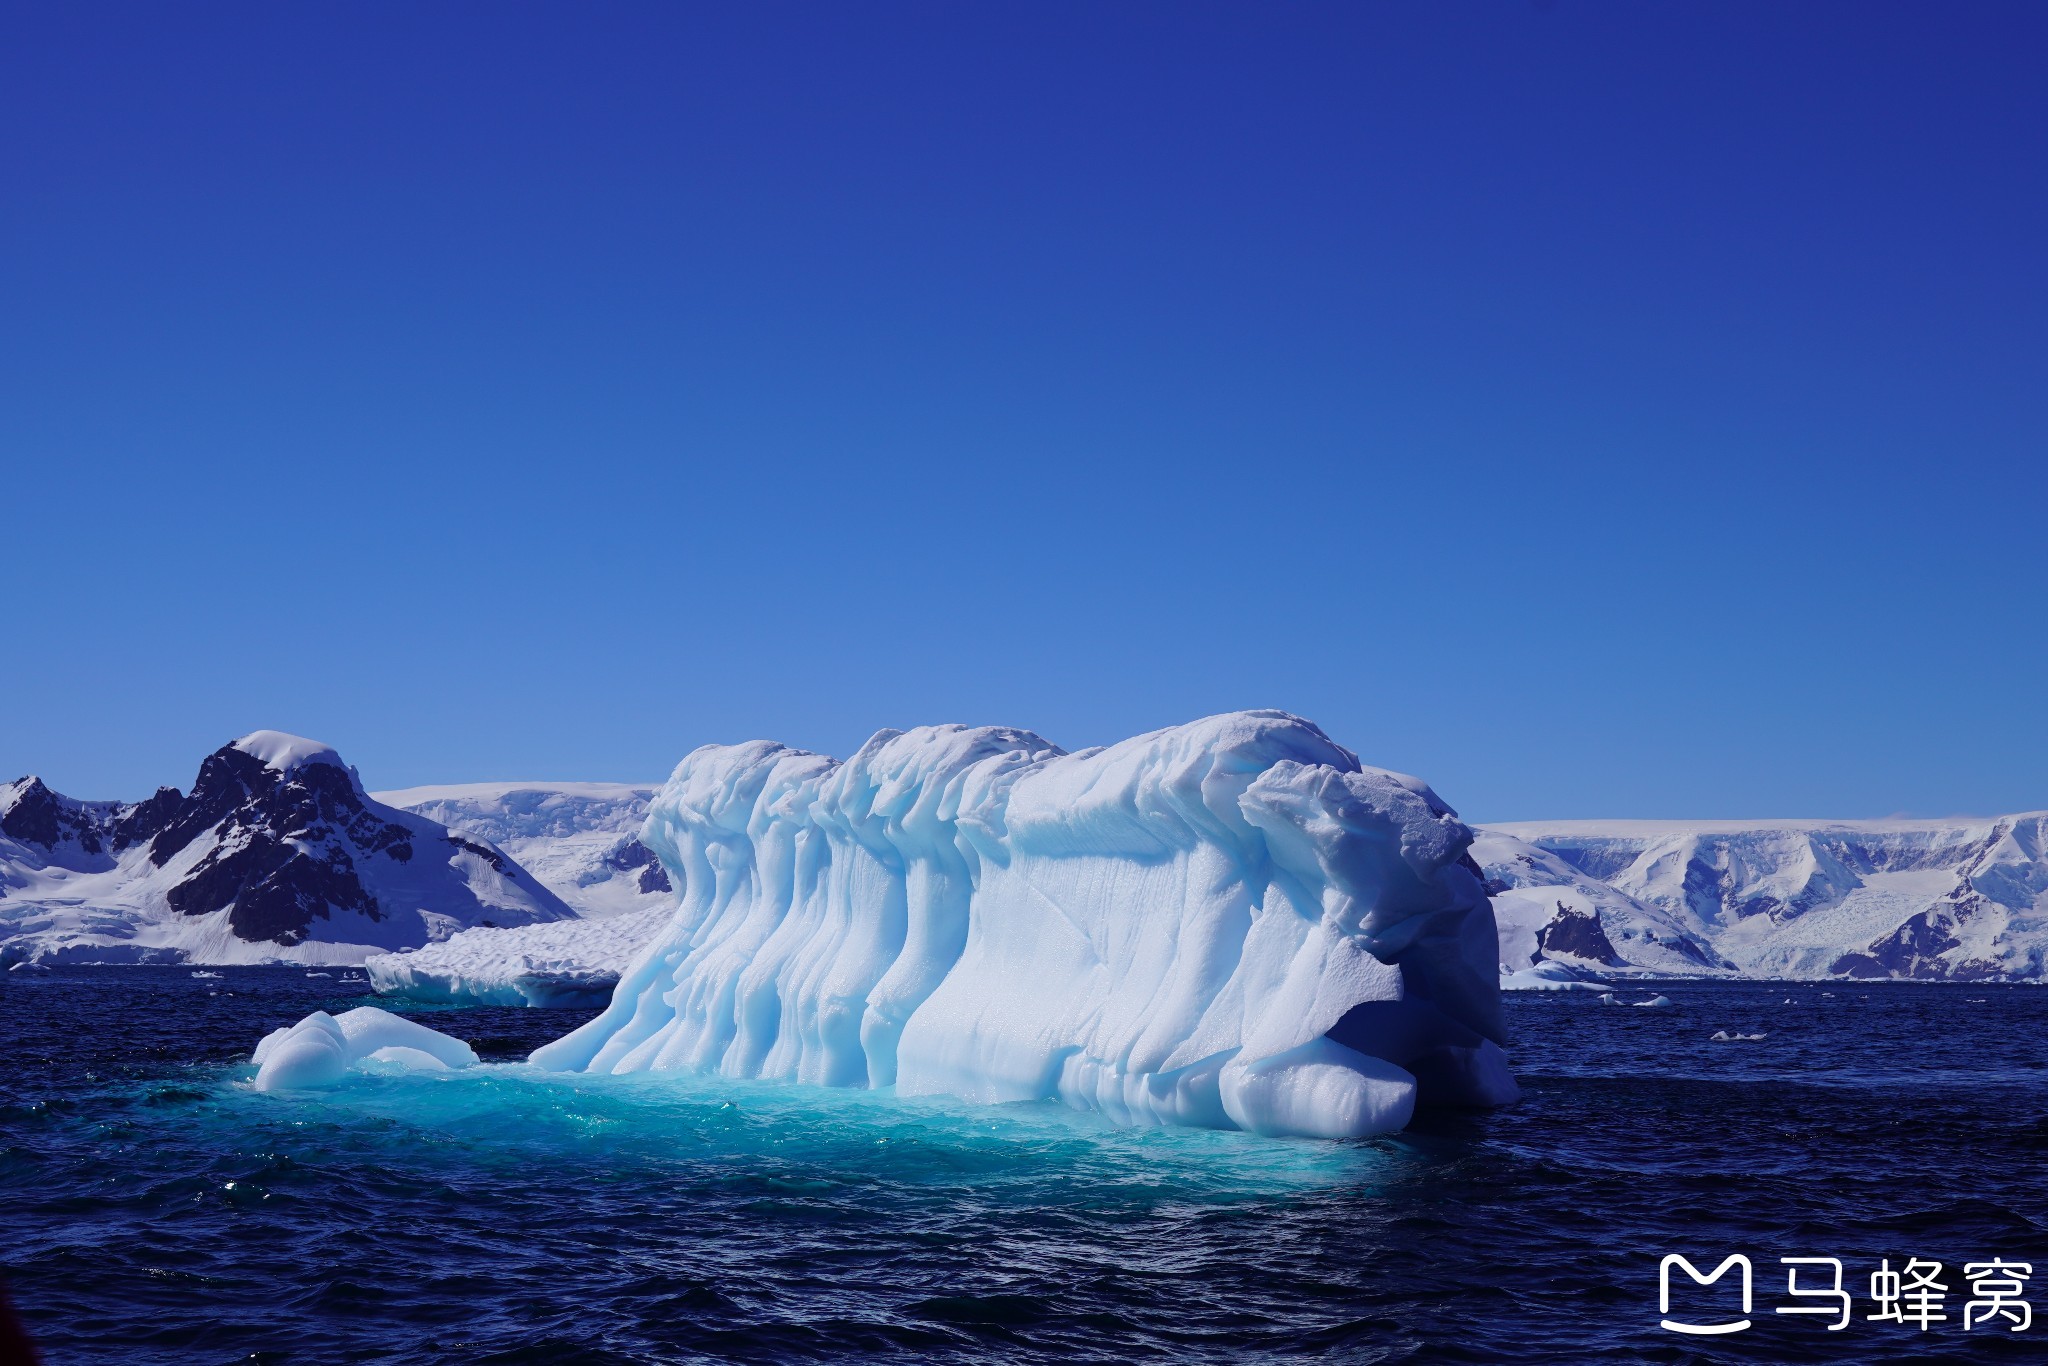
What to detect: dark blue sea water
<box><xmin>4</xmin><ymin>969</ymin><xmax>2045</xmax><ymax>1363</ymax></box>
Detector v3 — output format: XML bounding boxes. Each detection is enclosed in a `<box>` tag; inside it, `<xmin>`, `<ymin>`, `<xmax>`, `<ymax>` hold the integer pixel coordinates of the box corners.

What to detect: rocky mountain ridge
<box><xmin>0</xmin><ymin>732</ymin><xmax>573</xmax><ymax>965</ymax></box>
<box><xmin>1480</xmin><ymin>814</ymin><xmax>2048</xmax><ymax>981</ymax></box>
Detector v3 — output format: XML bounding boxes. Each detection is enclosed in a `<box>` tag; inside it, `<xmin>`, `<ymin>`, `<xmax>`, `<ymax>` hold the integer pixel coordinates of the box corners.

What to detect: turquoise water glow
<box><xmin>8</xmin><ymin>968</ymin><xmax>2048</xmax><ymax>1363</ymax></box>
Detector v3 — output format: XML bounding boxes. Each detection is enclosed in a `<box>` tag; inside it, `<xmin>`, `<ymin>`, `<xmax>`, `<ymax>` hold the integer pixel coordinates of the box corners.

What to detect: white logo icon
<box><xmin>1661</xmin><ymin>1254</ymin><xmax>1753</xmax><ymax>1336</ymax></box>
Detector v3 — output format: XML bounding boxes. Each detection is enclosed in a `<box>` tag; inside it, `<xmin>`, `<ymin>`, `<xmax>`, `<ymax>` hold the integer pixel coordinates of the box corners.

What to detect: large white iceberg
<box><xmin>530</xmin><ymin>711</ymin><xmax>1516</xmax><ymax>1139</ymax></box>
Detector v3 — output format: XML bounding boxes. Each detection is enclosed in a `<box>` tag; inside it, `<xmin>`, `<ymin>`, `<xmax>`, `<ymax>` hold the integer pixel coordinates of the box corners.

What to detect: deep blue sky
<box><xmin>4</xmin><ymin>2</ymin><xmax>2044</xmax><ymax>820</ymax></box>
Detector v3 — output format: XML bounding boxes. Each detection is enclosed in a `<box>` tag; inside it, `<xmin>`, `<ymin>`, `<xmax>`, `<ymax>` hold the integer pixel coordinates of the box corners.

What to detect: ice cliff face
<box><xmin>0</xmin><ymin>733</ymin><xmax>572</xmax><ymax>965</ymax></box>
<box><xmin>530</xmin><ymin>711</ymin><xmax>1516</xmax><ymax>1139</ymax></box>
<box><xmin>1482</xmin><ymin>816</ymin><xmax>2048</xmax><ymax>981</ymax></box>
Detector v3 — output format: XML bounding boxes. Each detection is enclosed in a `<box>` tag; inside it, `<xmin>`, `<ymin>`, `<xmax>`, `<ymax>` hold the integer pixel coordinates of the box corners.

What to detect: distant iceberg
<box><xmin>365</xmin><ymin>906</ymin><xmax>670</xmax><ymax>1007</ymax></box>
<box><xmin>1499</xmin><ymin>960</ymin><xmax>1613</xmax><ymax>992</ymax></box>
<box><xmin>530</xmin><ymin>711</ymin><xmax>1517</xmax><ymax>1139</ymax></box>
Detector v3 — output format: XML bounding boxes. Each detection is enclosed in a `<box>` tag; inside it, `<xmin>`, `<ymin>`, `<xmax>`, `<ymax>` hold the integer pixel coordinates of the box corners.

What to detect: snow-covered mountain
<box><xmin>369</xmin><ymin>782</ymin><xmax>670</xmax><ymax>918</ymax></box>
<box><xmin>1471</xmin><ymin>830</ymin><xmax>1726</xmax><ymax>975</ymax></box>
<box><xmin>0</xmin><ymin>732</ymin><xmax>573</xmax><ymax>966</ymax></box>
<box><xmin>1480</xmin><ymin>815</ymin><xmax>2048</xmax><ymax>981</ymax></box>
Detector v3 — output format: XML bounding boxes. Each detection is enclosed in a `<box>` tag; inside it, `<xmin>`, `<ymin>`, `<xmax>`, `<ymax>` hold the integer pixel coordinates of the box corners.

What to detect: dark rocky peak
<box><xmin>1536</xmin><ymin>901</ymin><xmax>1625</xmax><ymax>967</ymax></box>
<box><xmin>604</xmin><ymin>835</ymin><xmax>672</xmax><ymax>893</ymax></box>
<box><xmin>111</xmin><ymin>786</ymin><xmax>184</xmax><ymax>852</ymax></box>
<box><xmin>0</xmin><ymin>776</ymin><xmax>107</xmax><ymax>854</ymax></box>
<box><xmin>148</xmin><ymin>734</ymin><xmax>408</xmax><ymax>868</ymax></box>
<box><xmin>154</xmin><ymin>732</ymin><xmax>428</xmax><ymax>943</ymax></box>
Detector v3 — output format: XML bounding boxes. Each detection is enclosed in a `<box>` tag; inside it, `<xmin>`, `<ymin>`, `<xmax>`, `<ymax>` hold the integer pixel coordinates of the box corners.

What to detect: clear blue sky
<box><xmin>3</xmin><ymin>2</ymin><xmax>2043</xmax><ymax>821</ymax></box>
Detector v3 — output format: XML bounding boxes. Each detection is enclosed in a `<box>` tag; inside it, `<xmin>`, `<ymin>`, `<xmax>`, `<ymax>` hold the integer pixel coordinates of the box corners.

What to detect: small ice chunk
<box><xmin>192</xmin><ymin>970</ymin><xmax>222</xmax><ymax>979</ymax></box>
<box><xmin>252</xmin><ymin>1006</ymin><xmax>477</xmax><ymax>1091</ymax></box>
<box><xmin>252</xmin><ymin>1013</ymin><xmax>350</xmax><ymax>1092</ymax></box>
<box><xmin>1633</xmin><ymin>995</ymin><xmax>1672</xmax><ymax>1007</ymax></box>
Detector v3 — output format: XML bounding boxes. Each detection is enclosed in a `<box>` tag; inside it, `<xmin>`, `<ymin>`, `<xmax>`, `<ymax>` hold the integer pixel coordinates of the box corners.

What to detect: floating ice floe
<box><xmin>529</xmin><ymin>711</ymin><xmax>1517</xmax><ymax>1140</ymax></box>
<box><xmin>364</xmin><ymin>905</ymin><xmax>669</xmax><ymax>1007</ymax></box>
<box><xmin>250</xmin><ymin>1006</ymin><xmax>477</xmax><ymax>1092</ymax></box>
<box><xmin>305</xmin><ymin>971</ymin><xmax>331</xmax><ymax>978</ymax></box>
<box><xmin>1710</xmin><ymin>1030</ymin><xmax>1768</xmax><ymax>1042</ymax></box>
<box><xmin>191</xmin><ymin>970</ymin><xmax>222</xmax><ymax>979</ymax></box>
<box><xmin>1499</xmin><ymin>961</ymin><xmax>1615</xmax><ymax>992</ymax></box>
<box><xmin>1635</xmin><ymin>995</ymin><xmax>1673</xmax><ymax>1007</ymax></box>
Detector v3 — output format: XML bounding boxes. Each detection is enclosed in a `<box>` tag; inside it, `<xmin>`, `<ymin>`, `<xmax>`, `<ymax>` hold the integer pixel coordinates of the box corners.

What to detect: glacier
<box><xmin>1472</xmin><ymin>829</ymin><xmax>1725</xmax><ymax>976</ymax></box>
<box><xmin>527</xmin><ymin>711</ymin><xmax>1517</xmax><ymax>1139</ymax></box>
<box><xmin>1483</xmin><ymin>815</ymin><xmax>2048</xmax><ymax>980</ymax></box>
<box><xmin>370</xmin><ymin>782</ymin><xmax>670</xmax><ymax>919</ymax></box>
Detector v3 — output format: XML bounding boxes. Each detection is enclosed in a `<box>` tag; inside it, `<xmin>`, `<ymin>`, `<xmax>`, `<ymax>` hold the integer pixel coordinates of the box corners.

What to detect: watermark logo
<box><xmin>1660</xmin><ymin>1255</ymin><xmax>1751</xmax><ymax>1336</ymax></box>
<box><xmin>1660</xmin><ymin>1255</ymin><xmax>2032</xmax><ymax>1337</ymax></box>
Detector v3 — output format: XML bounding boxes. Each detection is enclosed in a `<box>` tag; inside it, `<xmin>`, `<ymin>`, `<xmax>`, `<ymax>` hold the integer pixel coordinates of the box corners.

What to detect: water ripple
<box><xmin>4</xmin><ymin>969</ymin><xmax>2047</xmax><ymax>1361</ymax></box>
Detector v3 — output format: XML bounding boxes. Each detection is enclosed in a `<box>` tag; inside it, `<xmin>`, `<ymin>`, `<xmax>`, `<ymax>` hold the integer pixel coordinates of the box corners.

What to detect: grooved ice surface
<box><xmin>531</xmin><ymin>711</ymin><xmax>1515</xmax><ymax>1138</ymax></box>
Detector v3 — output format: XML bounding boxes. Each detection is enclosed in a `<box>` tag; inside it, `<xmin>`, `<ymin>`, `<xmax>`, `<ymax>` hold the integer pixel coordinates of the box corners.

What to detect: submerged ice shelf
<box><xmin>515</xmin><ymin>711</ymin><xmax>1516</xmax><ymax>1139</ymax></box>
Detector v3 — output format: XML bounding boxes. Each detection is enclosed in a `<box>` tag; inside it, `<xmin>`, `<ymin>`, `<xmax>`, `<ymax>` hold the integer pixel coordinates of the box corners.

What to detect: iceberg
<box><xmin>530</xmin><ymin>711</ymin><xmax>1516</xmax><ymax>1139</ymax></box>
<box><xmin>251</xmin><ymin>1006</ymin><xmax>478</xmax><ymax>1092</ymax></box>
<box><xmin>364</xmin><ymin>905</ymin><xmax>670</xmax><ymax>1007</ymax></box>
<box><xmin>1499</xmin><ymin>960</ymin><xmax>1614</xmax><ymax>992</ymax></box>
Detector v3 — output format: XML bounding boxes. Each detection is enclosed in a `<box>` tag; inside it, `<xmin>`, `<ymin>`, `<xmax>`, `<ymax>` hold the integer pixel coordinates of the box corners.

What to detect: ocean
<box><xmin>4</xmin><ymin>968</ymin><xmax>2044</xmax><ymax>1362</ymax></box>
